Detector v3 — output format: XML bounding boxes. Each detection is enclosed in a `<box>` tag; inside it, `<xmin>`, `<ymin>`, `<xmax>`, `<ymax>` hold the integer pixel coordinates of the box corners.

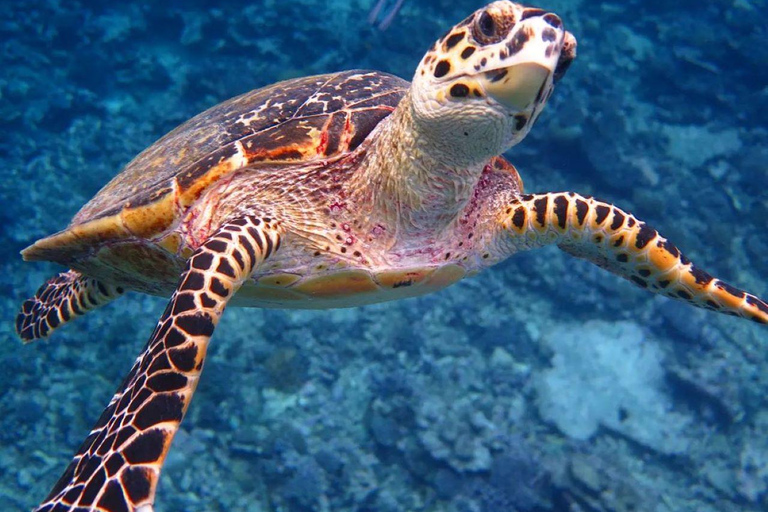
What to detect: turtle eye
<box><xmin>472</xmin><ymin>10</ymin><xmax>512</xmax><ymax>45</ymax></box>
<box><xmin>477</xmin><ymin>11</ymin><xmax>495</xmax><ymax>38</ymax></box>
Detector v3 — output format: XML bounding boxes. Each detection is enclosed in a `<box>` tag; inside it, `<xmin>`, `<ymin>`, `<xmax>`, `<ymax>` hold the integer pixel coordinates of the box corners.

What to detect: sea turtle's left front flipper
<box><xmin>497</xmin><ymin>192</ymin><xmax>767</xmax><ymax>324</ymax></box>
<box><xmin>35</xmin><ymin>216</ymin><xmax>282</xmax><ymax>512</ymax></box>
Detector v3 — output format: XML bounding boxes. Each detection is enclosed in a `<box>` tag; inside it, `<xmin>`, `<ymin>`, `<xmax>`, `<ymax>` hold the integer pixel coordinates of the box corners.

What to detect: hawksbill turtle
<box><xmin>16</xmin><ymin>2</ymin><xmax>767</xmax><ymax>511</ymax></box>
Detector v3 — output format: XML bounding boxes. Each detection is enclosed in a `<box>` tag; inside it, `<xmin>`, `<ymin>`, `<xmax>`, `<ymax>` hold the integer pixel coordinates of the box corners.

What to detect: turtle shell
<box><xmin>24</xmin><ymin>70</ymin><xmax>408</xmax><ymax>262</ymax></box>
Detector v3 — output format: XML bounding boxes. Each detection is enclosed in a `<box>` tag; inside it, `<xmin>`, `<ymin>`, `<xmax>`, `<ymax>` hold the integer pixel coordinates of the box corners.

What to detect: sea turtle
<box><xmin>16</xmin><ymin>2</ymin><xmax>767</xmax><ymax>511</ymax></box>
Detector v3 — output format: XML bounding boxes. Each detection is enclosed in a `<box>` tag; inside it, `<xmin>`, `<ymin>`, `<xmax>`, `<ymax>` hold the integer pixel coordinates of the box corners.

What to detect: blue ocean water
<box><xmin>1</xmin><ymin>0</ymin><xmax>767</xmax><ymax>511</ymax></box>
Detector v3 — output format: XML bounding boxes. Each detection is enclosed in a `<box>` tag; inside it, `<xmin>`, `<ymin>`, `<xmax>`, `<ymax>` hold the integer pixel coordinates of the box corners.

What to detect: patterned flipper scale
<box><xmin>35</xmin><ymin>216</ymin><xmax>281</xmax><ymax>512</ymax></box>
<box><xmin>501</xmin><ymin>192</ymin><xmax>768</xmax><ymax>324</ymax></box>
<box><xmin>16</xmin><ymin>270</ymin><xmax>124</xmax><ymax>343</ymax></box>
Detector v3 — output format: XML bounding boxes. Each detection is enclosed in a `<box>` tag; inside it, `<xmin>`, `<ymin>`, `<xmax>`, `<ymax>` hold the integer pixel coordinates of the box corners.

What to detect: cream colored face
<box><xmin>411</xmin><ymin>1</ymin><xmax>576</xmax><ymax>164</ymax></box>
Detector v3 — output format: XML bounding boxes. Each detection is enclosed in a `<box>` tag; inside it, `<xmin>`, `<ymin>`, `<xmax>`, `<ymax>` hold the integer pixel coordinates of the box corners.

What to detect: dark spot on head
<box><xmin>461</xmin><ymin>46</ymin><xmax>476</xmax><ymax>59</ymax></box>
<box><xmin>434</xmin><ymin>60</ymin><xmax>450</xmax><ymax>78</ymax></box>
<box><xmin>507</xmin><ymin>29</ymin><xmax>530</xmax><ymax>56</ymax></box>
<box><xmin>445</xmin><ymin>32</ymin><xmax>464</xmax><ymax>50</ymax></box>
<box><xmin>616</xmin><ymin>253</ymin><xmax>628</xmax><ymax>263</ymax></box>
<box><xmin>677</xmin><ymin>290</ymin><xmax>692</xmax><ymax>300</ymax></box>
<box><xmin>450</xmin><ymin>83</ymin><xmax>470</xmax><ymax>97</ymax></box>
<box><xmin>630</xmin><ymin>276</ymin><xmax>648</xmax><ymax>288</ymax></box>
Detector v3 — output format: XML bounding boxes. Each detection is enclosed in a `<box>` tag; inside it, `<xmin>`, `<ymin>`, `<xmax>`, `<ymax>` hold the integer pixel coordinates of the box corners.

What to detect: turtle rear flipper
<box><xmin>499</xmin><ymin>192</ymin><xmax>768</xmax><ymax>324</ymax></box>
<box><xmin>16</xmin><ymin>270</ymin><xmax>124</xmax><ymax>343</ymax></box>
<box><xmin>35</xmin><ymin>216</ymin><xmax>282</xmax><ymax>512</ymax></box>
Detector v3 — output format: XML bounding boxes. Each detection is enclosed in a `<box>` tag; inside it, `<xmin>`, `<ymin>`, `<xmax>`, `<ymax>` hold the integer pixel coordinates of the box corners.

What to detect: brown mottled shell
<box><xmin>24</xmin><ymin>70</ymin><xmax>408</xmax><ymax>261</ymax></box>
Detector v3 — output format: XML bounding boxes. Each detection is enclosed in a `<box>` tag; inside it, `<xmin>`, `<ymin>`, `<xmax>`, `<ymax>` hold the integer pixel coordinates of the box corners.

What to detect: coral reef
<box><xmin>536</xmin><ymin>320</ymin><xmax>692</xmax><ymax>455</ymax></box>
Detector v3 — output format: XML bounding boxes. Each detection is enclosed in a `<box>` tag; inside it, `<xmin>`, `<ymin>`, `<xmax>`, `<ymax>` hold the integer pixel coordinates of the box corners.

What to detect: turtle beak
<box><xmin>478</xmin><ymin>62</ymin><xmax>551</xmax><ymax>111</ymax></box>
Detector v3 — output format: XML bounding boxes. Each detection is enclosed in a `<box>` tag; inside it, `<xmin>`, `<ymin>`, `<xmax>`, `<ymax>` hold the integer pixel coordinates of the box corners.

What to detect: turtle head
<box><xmin>410</xmin><ymin>1</ymin><xmax>576</xmax><ymax>167</ymax></box>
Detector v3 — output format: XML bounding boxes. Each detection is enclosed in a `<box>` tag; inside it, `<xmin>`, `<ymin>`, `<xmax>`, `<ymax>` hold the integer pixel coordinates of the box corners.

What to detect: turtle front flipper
<box><xmin>498</xmin><ymin>192</ymin><xmax>767</xmax><ymax>324</ymax></box>
<box><xmin>16</xmin><ymin>270</ymin><xmax>124</xmax><ymax>343</ymax></box>
<box><xmin>35</xmin><ymin>216</ymin><xmax>282</xmax><ymax>512</ymax></box>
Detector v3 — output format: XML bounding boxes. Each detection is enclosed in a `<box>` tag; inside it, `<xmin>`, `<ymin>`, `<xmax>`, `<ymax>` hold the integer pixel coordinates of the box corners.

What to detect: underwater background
<box><xmin>1</xmin><ymin>0</ymin><xmax>767</xmax><ymax>511</ymax></box>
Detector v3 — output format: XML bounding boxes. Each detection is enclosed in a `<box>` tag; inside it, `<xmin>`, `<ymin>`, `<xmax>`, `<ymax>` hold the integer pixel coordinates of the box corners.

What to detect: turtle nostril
<box><xmin>542</xmin><ymin>13</ymin><xmax>563</xmax><ymax>30</ymax></box>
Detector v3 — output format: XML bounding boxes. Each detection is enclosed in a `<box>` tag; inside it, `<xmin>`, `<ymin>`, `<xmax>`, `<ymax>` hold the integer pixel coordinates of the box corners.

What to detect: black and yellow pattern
<box><xmin>16</xmin><ymin>270</ymin><xmax>124</xmax><ymax>342</ymax></box>
<box><xmin>34</xmin><ymin>216</ymin><xmax>281</xmax><ymax>512</ymax></box>
<box><xmin>500</xmin><ymin>192</ymin><xmax>768</xmax><ymax>324</ymax></box>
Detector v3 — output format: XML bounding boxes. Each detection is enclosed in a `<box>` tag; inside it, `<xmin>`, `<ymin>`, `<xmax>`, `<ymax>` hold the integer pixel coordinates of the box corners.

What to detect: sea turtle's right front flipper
<box><xmin>35</xmin><ymin>216</ymin><xmax>282</xmax><ymax>512</ymax></box>
<box><xmin>496</xmin><ymin>192</ymin><xmax>767</xmax><ymax>324</ymax></box>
